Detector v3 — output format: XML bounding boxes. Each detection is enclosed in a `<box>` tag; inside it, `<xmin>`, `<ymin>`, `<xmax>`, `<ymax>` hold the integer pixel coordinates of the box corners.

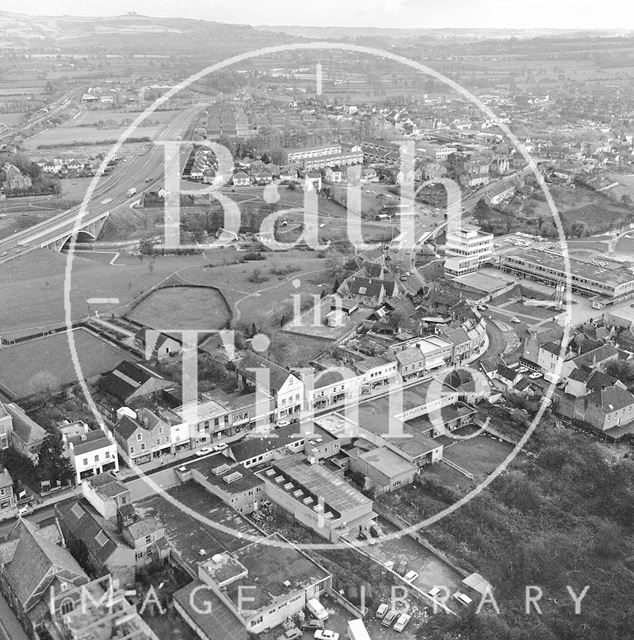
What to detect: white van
<box><xmin>306</xmin><ymin>598</ymin><xmax>329</xmax><ymax>621</ymax></box>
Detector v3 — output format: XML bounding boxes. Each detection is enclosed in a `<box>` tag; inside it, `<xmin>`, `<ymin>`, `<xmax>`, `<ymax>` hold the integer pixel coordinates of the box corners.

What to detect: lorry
<box><xmin>347</xmin><ymin>619</ymin><xmax>371</xmax><ymax>640</ymax></box>
<box><xmin>306</xmin><ymin>598</ymin><xmax>328</xmax><ymax>621</ymax></box>
<box><xmin>126</xmin><ymin>187</ymin><xmax>137</xmax><ymax>197</ymax></box>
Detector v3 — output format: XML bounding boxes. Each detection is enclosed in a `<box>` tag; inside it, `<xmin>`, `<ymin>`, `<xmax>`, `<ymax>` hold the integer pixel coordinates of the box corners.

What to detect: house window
<box><xmin>83</xmin><ymin>458</ymin><xmax>88</xmax><ymax>466</ymax></box>
<box><xmin>130</xmin><ymin>446</ymin><xmax>135</xmax><ymax>454</ymax></box>
<box><xmin>94</xmin><ymin>454</ymin><xmax>99</xmax><ymax>462</ymax></box>
<box><xmin>137</xmin><ymin>433</ymin><xmax>142</xmax><ymax>441</ymax></box>
<box><xmin>145</xmin><ymin>535</ymin><xmax>152</xmax><ymax>544</ymax></box>
<box><xmin>105</xmin><ymin>451</ymin><xmax>110</xmax><ymax>459</ymax></box>
<box><xmin>140</xmin><ymin>444</ymin><xmax>146</xmax><ymax>451</ymax></box>
<box><xmin>136</xmin><ymin>551</ymin><xmax>143</xmax><ymax>560</ymax></box>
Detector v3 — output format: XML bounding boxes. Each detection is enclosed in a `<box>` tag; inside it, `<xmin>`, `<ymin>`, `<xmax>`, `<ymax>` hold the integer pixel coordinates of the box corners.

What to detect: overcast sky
<box><xmin>16</xmin><ymin>0</ymin><xmax>634</xmax><ymax>30</ymax></box>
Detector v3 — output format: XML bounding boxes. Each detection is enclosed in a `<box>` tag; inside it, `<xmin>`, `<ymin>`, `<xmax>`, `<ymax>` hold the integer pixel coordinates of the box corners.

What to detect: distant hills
<box><xmin>0</xmin><ymin>11</ymin><xmax>301</xmax><ymax>55</ymax></box>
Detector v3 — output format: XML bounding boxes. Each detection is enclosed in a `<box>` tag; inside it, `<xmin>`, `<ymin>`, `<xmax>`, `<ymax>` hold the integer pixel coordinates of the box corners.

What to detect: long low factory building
<box><xmin>499</xmin><ymin>247</ymin><xmax>634</xmax><ymax>305</ymax></box>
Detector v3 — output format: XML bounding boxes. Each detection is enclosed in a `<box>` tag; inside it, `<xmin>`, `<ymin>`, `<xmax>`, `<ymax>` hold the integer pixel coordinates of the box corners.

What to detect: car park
<box><xmin>393</xmin><ymin>613</ymin><xmax>411</xmax><ymax>632</ymax></box>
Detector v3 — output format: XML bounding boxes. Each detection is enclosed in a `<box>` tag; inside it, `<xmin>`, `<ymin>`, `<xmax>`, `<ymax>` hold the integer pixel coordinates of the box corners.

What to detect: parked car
<box><xmin>314</xmin><ymin>631</ymin><xmax>338</xmax><ymax>640</ymax></box>
<box><xmin>375</xmin><ymin>603</ymin><xmax>389</xmax><ymax>619</ymax></box>
<box><xmin>212</xmin><ymin>442</ymin><xmax>228</xmax><ymax>451</ymax></box>
<box><xmin>306</xmin><ymin>598</ymin><xmax>328</xmax><ymax>621</ymax></box>
<box><xmin>529</xmin><ymin>372</ymin><xmax>543</xmax><ymax>379</ymax></box>
<box><xmin>511</xmin><ymin>316</ymin><xmax>521</xmax><ymax>323</ymax></box>
<box><xmin>302</xmin><ymin>619</ymin><xmax>324</xmax><ymax>631</ymax></box>
<box><xmin>195</xmin><ymin>447</ymin><xmax>212</xmax><ymax>457</ymax></box>
<box><xmin>277</xmin><ymin>420</ymin><xmax>291</xmax><ymax>427</ymax></box>
<box><xmin>382</xmin><ymin>610</ymin><xmax>399</xmax><ymax>627</ymax></box>
<box><xmin>277</xmin><ymin>628</ymin><xmax>303</xmax><ymax>640</ymax></box>
<box><xmin>428</xmin><ymin>586</ymin><xmax>445</xmax><ymax>598</ymax></box>
<box><xmin>394</xmin><ymin>613</ymin><xmax>412</xmax><ymax>632</ymax></box>
<box><xmin>18</xmin><ymin>504</ymin><xmax>33</xmax><ymax>516</ymax></box>
<box><xmin>453</xmin><ymin>591</ymin><xmax>473</xmax><ymax>607</ymax></box>
<box><xmin>403</xmin><ymin>570</ymin><xmax>419</xmax><ymax>583</ymax></box>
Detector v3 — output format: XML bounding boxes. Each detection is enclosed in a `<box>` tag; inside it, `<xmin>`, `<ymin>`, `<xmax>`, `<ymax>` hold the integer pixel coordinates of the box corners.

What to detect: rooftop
<box><xmin>262</xmin><ymin>454</ymin><xmax>371</xmax><ymax>515</ymax></box>
<box><xmin>503</xmin><ymin>247</ymin><xmax>634</xmax><ymax>287</ymax></box>
<box><xmin>225</xmin><ymin>532</ymin><xmax>330</xmax><ymax>612</ymax></box>
<box><xmin>355</xmin><ymin>446</ymin><xmax>417</xmax><ymax>479</ymax></box>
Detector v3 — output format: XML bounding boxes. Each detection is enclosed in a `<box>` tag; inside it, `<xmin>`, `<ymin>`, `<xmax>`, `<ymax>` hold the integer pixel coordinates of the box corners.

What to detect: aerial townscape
<box><xmin>0</xmin><ymin>5</ymin><xmax>633</xmax><ymax>640</ymax></box>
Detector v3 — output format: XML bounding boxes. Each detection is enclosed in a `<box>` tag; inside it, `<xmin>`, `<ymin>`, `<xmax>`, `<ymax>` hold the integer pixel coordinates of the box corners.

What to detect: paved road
<box><xmin>0</xmin><ymin>105</ymin><xmax>201</xmax><ymax>261</ymax></box>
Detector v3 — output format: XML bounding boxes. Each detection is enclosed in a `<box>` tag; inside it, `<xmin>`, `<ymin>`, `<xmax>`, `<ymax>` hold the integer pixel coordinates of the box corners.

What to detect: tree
<box><xmin>571</xmin><ymin>220</ymin><xmax>587</xmax><ymax>238</ymax></box>
<box><xmin>38</xmin><ymin>433</ymin><xmax>74</xmax><ymax>485</ymax></box>
<box><xmin>0</xmin><ymin>448</ymin><xmax>38</xmax><ymax>489</ymax></box>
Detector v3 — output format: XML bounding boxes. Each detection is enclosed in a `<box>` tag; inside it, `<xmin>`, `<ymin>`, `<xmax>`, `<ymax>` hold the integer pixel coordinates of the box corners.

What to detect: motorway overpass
<box><xmin>0</xmin><ymin>105</ymin><xmax>200</xmax><ymax>261</ymax></box>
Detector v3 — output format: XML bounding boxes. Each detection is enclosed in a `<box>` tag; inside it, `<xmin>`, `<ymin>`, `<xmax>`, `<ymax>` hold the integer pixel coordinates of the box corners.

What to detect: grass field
<box><xmin>0</xmin><ymin>112</ymin><xmax>26</xmax><ymax>126</ymax></box>
<box><xmin>126</xmin><ymin>285</ymin><xmax>231</xmax><ymax>331</ymax></box>
<box><xmin>23</xmin><ymin>125</ymin><xmax>165</xmax><ymax>150</ymax></box>
<box><xmin>72</xmin><ymin>110</ymin><xmax>180</xmax><ymax>126</ymax></box>
<box><xmin>0</xmin><ymin>248</ymin><xmax>208</xmax><ymax>339</ymax></box>
<box><xmin>0</xmin><ymin>327</ymin><xmax>133</xmax><ymax>398</ymax></box>
<box><xmin>443</xmin><ymin>433</ymin><xmax>513</xmax><ymax>478</ymax></box>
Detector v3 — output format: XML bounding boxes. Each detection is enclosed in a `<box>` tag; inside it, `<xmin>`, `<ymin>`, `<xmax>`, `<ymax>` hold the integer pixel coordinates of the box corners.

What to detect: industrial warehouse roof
<box><xmin>271</xmin><ymin>454</ymin><xmax>371</xmax><ymax>514</ymax></box>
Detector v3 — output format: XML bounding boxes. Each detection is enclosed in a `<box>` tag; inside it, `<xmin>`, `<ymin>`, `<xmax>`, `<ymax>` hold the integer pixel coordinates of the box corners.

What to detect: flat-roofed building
<box><xmin>177</xmin><ymin>456</ymin><xmax>265</xmax><ymax>514</ymax></box>
<box><xmin>286</xmin><ymin>144</ymin><xmax>342</xmax><ymax>163</ymax></box>
<box><xmin>445</xmin><ymin>224</ymin><xmax>494</xmax><ymax>276</ymax></box>
<box><xmin>178</xmin><ymin>533</ymin><xmax>332</xmax><ymax>635</ymax></box>
<box><xmin>256</xmin><ymin>455</ymin><xmax>375</xmax><ymax>542</ymax></box>
<box><xmin>348</xmin><ymin>446</ymin><xmax>417</xmax><ymax>494</ymax></box>
<box><xmin>301</xmin><ymin>150</ymin><xmax>364</xmax><ymax>170</ymax></box>
<box><xmin>500</xmin><ymin>248</ymin><xmax>634</xmax><ymax>303</ymax></box>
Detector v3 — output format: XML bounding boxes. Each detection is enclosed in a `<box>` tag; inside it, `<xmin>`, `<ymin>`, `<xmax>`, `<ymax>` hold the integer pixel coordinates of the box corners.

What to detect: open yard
<box><xmin>126</xmin><ymin>285</ymin><xmax>232</xmax><ymax>332</ymax></box>
<box><xmin>442</xmin><ymin>432</ymin><xmax>514</xmax><ymax>479</ymax></box>
<box><xmin>0</xmin><ymin>327</ymin><xmax>133</xmax><ymax>398</ymax></box>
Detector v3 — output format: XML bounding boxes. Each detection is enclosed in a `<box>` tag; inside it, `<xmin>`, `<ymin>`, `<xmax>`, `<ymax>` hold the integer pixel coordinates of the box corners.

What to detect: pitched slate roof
<box><xmin>395</xmin><ymin>347</ymin><xmax>425</xmax><ymax>367</ymax></box>
<box><xmin>55</xmin><ymin>499</ymin><xmax>119</xmax><ymax>566</ymax></box>
<box><xmin>587</xmin><ymin>385</ymin><xmax>634</xmax><ymax>414</ymax></box>
<box><xmin>113</xmin><ymin>414</ymin><xmax>142</xmax><ymax>441</ymax></box>
<box><xmin>238</xmin><ymin>352</ymin><xmax>295</xmax><ymax>394</ymax></box>
<box><xmin>572</xmin><ymin>344</ymin><xmax>618</xmax><ymax>368</ymax></box>
<box><xmin>67</xmin><ymin>429</ymin><xmax>113</xmax><ymax>456</ymax></box>
<box><xmin>100</xmin><ymin>361</ymin><xmax>163</xmax><ymax>401</ymax></box>
<box><xmin>2</xmin><ymin>520</ymin><xmax>86</xmax><ymax>610</ymax></box>
<box><xmin>497</xmin><ymin>364</ymin><xmax>519</xmax><ymax>383</ymax></box>
<box><xmin>3</xmin><ymin>403</ymin><xmax>47</xmax><ymax>449</ymax></box>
